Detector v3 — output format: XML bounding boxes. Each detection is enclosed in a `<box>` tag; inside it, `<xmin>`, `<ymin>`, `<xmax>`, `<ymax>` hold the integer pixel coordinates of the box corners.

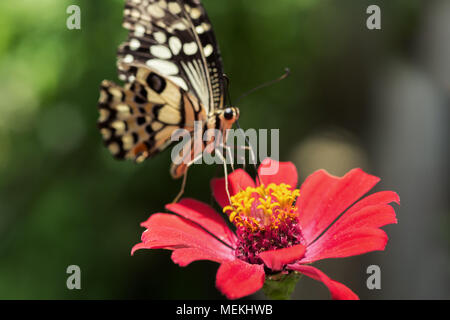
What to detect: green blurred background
<box><xmin>0</xmin><ymin>0</ymin><xmax>448</xmax><ymax>299</ymax></box>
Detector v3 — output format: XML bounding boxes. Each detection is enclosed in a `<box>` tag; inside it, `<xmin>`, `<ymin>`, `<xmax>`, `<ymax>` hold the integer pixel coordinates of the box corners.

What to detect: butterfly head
<box><xmin>220</xmin><ymin>107</ymin><xmax>240</xmax><ymax>125</ymax></box>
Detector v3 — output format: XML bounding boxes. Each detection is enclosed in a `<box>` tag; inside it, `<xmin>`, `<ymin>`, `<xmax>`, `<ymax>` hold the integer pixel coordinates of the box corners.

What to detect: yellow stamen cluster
<box><xmin>223</xmin><ymin>183</ymin><xmax>300</xmax><ymax>232</ymax></box>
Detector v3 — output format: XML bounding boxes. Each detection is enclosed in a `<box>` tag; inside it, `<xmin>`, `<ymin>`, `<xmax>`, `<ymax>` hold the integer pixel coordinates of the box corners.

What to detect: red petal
<box><xmin>301</xmin><ymin>228</ymin><xmax>389</xmax><ymax>263</ymax></box>
<box><xmin>288</xmin><ymin>264</ymin><xmax>359</xmax><ymax>300</ymax></box>
<box><xmin>259</xmin><ymin>244</ymin><xmax>306</xmax><ymax>271</ymax></box>
<box><xmin>300</xmin><ymin>191</ymin><xmax>398</xmax><ymax>263</ymax></box>
<box><xmin>166</xmin><ymin>198</ymin><xmax>237</xmax><ymax>247</ymax></box>
<box><xmin>171</xmin><ymin>248</ymin><xmax>231</xmax><ymax>267</ymax></box>
<box><xmin>131</xmin><ymin>213</ymin><xmax>234</xmax><ymax>266</ymax></box>
<box><xmin>258</xmin><ymin>158</ymin><xmax>298</xmax><ymax>188</ymax></box>
<box><xmin>216</xmin><ymin>259</ymin><xmax>265</xmax><ymax>300</ymax></box>
<box><xmin>298</xmin><ymin>168</ymin><xmax>380</xmax><ymax>244</ymax></box>
<box><xmin>211</xmin><ymin>169</ymin><xmax>256</xmax><ymax>207</ymax></box>
<box><xmin>342</xmin><ymin>191</ymin><xmax>400</xmax><ymax>217</ymax></box>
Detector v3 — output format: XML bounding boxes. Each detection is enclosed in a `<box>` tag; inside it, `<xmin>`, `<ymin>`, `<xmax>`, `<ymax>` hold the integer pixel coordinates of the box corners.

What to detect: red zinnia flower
<box><xmin>132</xmin><ymin>159</ymin><xmax>399</xmax><ymax>300</ymax></box>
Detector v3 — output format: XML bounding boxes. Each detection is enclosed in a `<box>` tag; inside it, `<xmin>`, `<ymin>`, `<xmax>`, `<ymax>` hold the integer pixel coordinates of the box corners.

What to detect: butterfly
<box><xmin>97</xmin><ymin>0</ymin><xmax>239</xmax><ymax>182</ymax></box>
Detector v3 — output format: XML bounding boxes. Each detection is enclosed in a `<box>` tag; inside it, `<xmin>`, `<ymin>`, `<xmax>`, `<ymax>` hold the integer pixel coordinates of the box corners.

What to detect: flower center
<box><xmin>223</xmin><ymin>183</ymin><xmax>304</xmax><ymax>265</ymax></box>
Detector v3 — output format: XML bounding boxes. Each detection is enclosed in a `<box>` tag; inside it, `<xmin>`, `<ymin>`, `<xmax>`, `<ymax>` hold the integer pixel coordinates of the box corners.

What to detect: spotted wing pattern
<box><xmin>97</xmin><ymin>0</ymin><xmax>226</xmax><ymax>169</ymax></box>
<box><xmin>98</xmin><ymin>67</ymin><xmax>207</xmax><ymax>164</ymax></box>
<box><xmin>118</xmin><ymin>0</ymin><xmax>225</xmax><ymax>114</ymax></box>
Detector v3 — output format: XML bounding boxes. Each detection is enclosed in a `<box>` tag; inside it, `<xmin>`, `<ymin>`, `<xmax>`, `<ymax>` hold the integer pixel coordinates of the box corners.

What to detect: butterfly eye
<box><xmin>224</xmin><ymin>108</ymin><xmax>234</xmax><ymax>120</ymax></box>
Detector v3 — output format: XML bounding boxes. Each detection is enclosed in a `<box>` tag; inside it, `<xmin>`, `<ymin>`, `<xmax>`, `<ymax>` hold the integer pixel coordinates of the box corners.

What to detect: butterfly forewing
<box><xmin>118</xmin><ymin>0</ymin><xmax>225</xmax><ymax>114</ymax></box>
<box><xmin>98</xmin><ymin>0</ymin><xmax>227</xmax><ymax>176</ymax></box>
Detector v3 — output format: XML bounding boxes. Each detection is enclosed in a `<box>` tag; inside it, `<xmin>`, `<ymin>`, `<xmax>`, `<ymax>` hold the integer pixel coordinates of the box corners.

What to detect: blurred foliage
<box><xmin>0</xmin><ymin>0</ymin><xmax>424</xmax><ymax>299</ymax></box>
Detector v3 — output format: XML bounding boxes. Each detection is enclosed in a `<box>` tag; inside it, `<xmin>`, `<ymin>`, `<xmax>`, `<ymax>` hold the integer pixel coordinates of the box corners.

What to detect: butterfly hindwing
<box><xmin>98</xmin><ymin>69</ymin><xmax>185</xmax><ymax>162</ymax></box>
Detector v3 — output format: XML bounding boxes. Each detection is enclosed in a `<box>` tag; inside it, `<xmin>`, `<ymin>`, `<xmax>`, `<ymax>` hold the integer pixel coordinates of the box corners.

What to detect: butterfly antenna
<box><xmin>236</xmin><ymin>68</ymin><xmax>290</xmax><ymax>105</ymax></box>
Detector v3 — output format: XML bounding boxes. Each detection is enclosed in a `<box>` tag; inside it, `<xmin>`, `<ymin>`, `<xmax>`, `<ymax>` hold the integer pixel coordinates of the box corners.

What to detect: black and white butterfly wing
<box><xmin>118</xmin><ymin>0</ymin><xmax>225</xmax><ymax>114</ymax></box>
<box><xmin>98</xmin><ymin>70</ymin><xmax>194</xmax><ymax>163</ymax></box>
<box><xmin>98</xmin><ymin>0</ymin><xmax>226</xmax><ymax>168</ymax></box>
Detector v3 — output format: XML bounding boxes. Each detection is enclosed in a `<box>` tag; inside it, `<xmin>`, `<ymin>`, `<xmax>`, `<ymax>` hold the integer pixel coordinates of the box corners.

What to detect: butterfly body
<box><xmin>97</xmin><ymin>0</ymin><xmax>239</xmax><ymax>178</ymax></box>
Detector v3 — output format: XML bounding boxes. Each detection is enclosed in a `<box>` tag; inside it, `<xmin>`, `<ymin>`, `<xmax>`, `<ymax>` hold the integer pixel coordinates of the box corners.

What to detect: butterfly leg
<box><xmin>219</xmin><ymin>143</ymin><xmax>258</xmax><ymax>173</ymax></box>
<box><xmin>233</xmin><ymin>129</ymin><xmax>258</xmax><ymax>171</ymax></box>
<box><xmin>225</xmin><ymin>144</ymin><xmax>235</xmax><ymax>172</ymax></box>
<box><xmin>214</xmin><ymin>148</ymin><xmax>232</xmax><ymax>204</ymax></box>
<box><xmin>222</xmin><ymin>137</ymin><xmax>258</xmax><ymax>170</ymax></box>
<box><xmin>215</xmin><ymin>140</ymin><xmax>258</xmax><ymax>173</ymax></box>
<box><xmin>241</xmin><ymin>144</ymin><xmax>261</xmax><ymax>184</ymax></box>
<box><xmin>216</xmin><ymin>142</ymin><xmax>235</xmax><ymax>172</ymax></box>
<box><xmin>172</xmin><ymin>153</ymin><xmax>204</xmax><ymax>204</ymax></box>
<box><xmin>172</xmin><ymin>168</ymin><xmax>189</xmax><ymax>204</ymax></box>
<box><xmin>223</xmin><ymin>131</ymin><xmax>235</xmax><ymax>172</ymax></box>
<box><xmin>243</xmin><ymin>144</ymin><xmax>258</xmax><ymax>171</ymax></box>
